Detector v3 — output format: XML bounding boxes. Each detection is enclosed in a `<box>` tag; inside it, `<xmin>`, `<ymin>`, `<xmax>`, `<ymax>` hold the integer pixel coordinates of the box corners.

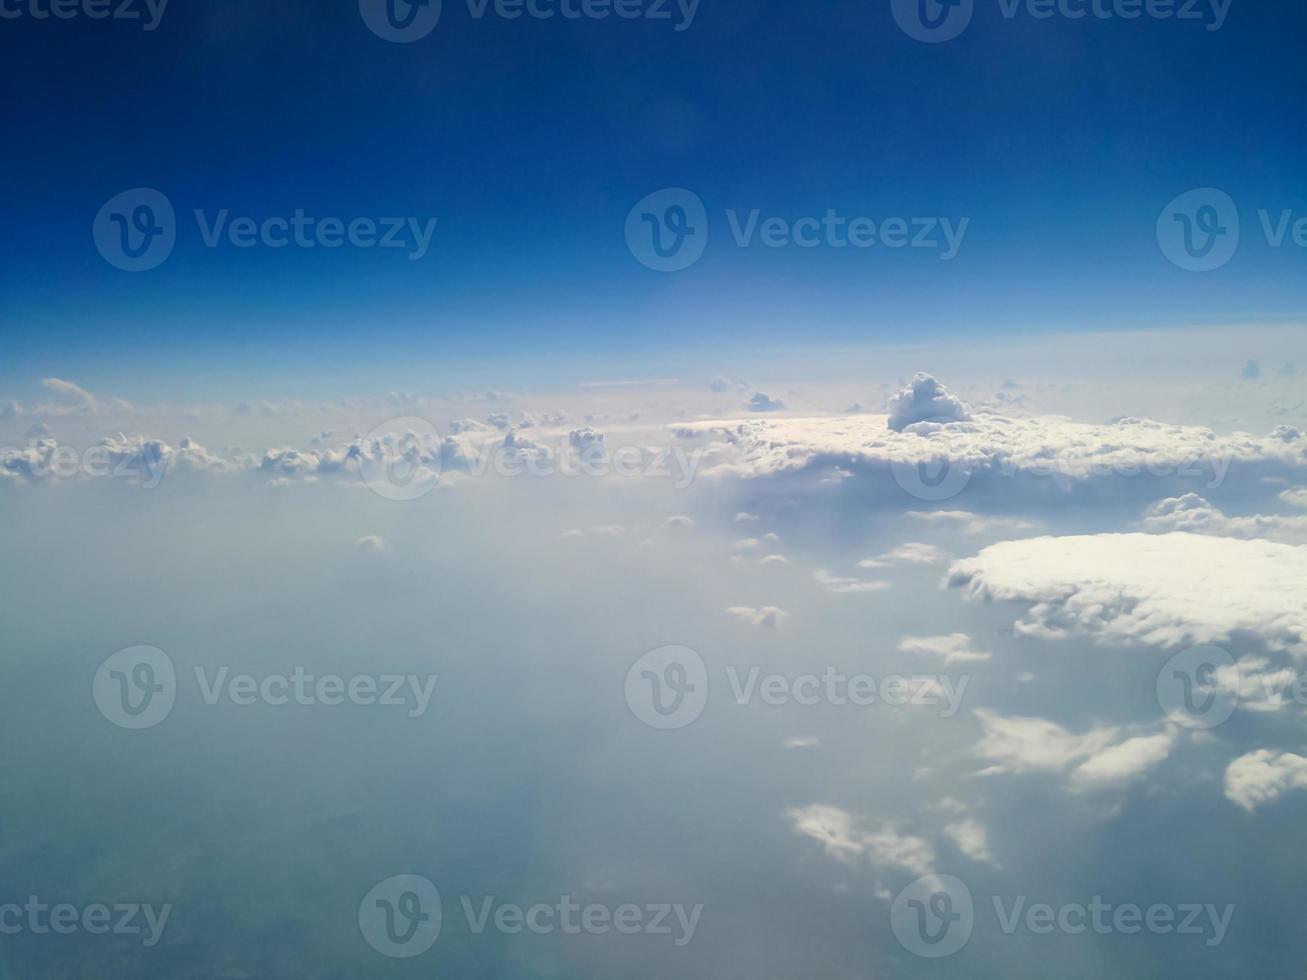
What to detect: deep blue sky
<box><xmin>2</xmin><ymin>0</ymin><xmax>1305</xmax><ymax>398</ymax></box>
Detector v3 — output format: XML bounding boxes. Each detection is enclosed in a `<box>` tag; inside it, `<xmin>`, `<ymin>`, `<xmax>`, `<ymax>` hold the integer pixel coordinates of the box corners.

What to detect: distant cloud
<box><xmin>1141</xmin><ymin>493</ymin><xmax>1307</xmax><ymax>544</ymax></box>
<box><xmin>355</xmin><ymin>535</ymin><xmax>386</xmax><ymax>551</ymax></box>
<box><xmin>787</xmin><ymin>804</ymin><xmax>935</xmax><ymax>875</ymax></box>
<box><xmin>725</xmin><ymin>605</ymin><xmax>789</xmax><ymax>628</ymax></box>
<box><xmin>887</xmin><ymin>373</ymin><xmax>972</xmax><ymax>431</ymax></box>
<box><xmin>1242</xmin><ymin>360</ymin><xmax>1262</xmax><ymax>380</ymax></box>
<box><xmin>746</xmin><ymin>392</ymin><xmax>785</xmax><ymax>413</ymax></box>
<box><xmin>898</xmin><ymin>633</ymin><xmax>991</xmax><ymax>665</ymax></box>
<box><xmin>814</xmin><ymin>570</ymin><xmax>891</xmax><ymax>594</ymax></box>
<box><xmin>1225</xmin><ymin>750</ymin><xmax>1307</xmax><ymax>812</ymax></box>
<box><xmin>949</xmin><ymin>532</ymin><xmax>1307</xmax><ymax>656</ymax></box>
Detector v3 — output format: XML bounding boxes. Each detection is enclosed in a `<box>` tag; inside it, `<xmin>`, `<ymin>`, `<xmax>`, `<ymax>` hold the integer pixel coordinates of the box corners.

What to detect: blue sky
<box><xmin>3</xmin><ymin>0</ymin><xmax>1306</xmax><ymax>398</ymax></box>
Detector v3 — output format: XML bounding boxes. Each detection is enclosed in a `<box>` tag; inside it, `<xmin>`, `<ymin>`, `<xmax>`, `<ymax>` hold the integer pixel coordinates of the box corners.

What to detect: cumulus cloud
<box><xmin>898</xmin><ymin>633</ymin><xmax>991</xmax><ymax>665</ymax></box>
<box><xmin>1140</xmin><ymin>493</ymin><xmax>1307</xmax><ymax>544</ymax></box>
<box><xmin>1224</xmin><ymin>750</ymin><xmax>1307</xmax><ymax>812</ymax></box>
<box><xmin>747</xmin><ymin>392</ymin><xmax>785</xmax><ymax>413</ymax></box>
<box><xmin>887</xmin><ymin>374</ymin><xmax>972</xmax><ymax>432</ymax></box>
<box><xmin>974</xmin><ymin>710</ymin><xmax>1176</xmax><ymax>788</ymax></box>
<box><xmin>725</xmin><ymin>606</ymin><xmax>789</xmax><ymax>628</ymax></box>
<box><xmin>943</xmin><ymin>819</ymin><xmax>997</xmax><ymax>866</ymax></box>
<box><xmin>948</xmin><ymin>532</ymin><xmax>1307</xmax><ymax>657</ymax></box>
<box><xmin>671</xmin><ymin>412</ymin><xmax>1306</xmax><ymax>498</ymax></box>
<box><xmin>787</xmin><ymin>805</ymin><xmax>935</xmax><ymax>875</ymax></box>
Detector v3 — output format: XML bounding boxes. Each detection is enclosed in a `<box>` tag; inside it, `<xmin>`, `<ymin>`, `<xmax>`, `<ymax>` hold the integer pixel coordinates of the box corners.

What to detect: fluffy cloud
<box><xmin>747</xmin><ymin>392</ymin><xmax>785</xmax><ymax>413</ymax></box>
<box><xmin>948</xmin><ymin>533</ymin><xmax>1307</xmax><ymax>657</ymax></box>
<box><xmin>725</xmin><ymin>606</ymin><xmax>789</xmax><ymax>628</ymax></box>
<box><xmin>898</xmin><ymin>633</ymin><xmax>991</xmax><ymax>665</ymax></box>
<box><xmin>787</xmin><ymin>805</ymin><xmax>936</xmax><ymax>875</ymax></box>
<box><xmin>671</xmin><ymin>412</ymin><xmax>1307</xmax><ymax>495</ymax></box>
<box><xmin>974</xmin><ymin>710</ymin><xmax>1177</xmax><ymax>788</ymax></box>
<box><xmin>887</xmin><ymin>373</ymin><xmax>972</xmax><ymax>431</ymax></box>
<box><xmin>1224</xmin><ymin>750</ymin><xmax>1307</xmax><ymax>812</ymax></box>
<box><xmin>943</xmin><ymin>819</ymin><xmax>997</xmax><ymax>866</ymax></box>
<box><xmin>866</xmin><ymin>542</ymin><xmax>947</xmax><ymax>565</ymax></box>
<box><xmin>1141</xmin><ymin>493</ymin><xmax>1307</xmax><ymax>544</ymax></box>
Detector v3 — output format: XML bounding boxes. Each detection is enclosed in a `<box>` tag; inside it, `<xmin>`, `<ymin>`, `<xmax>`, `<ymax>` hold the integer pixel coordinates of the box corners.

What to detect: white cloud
<box><xmin>887</xmin><ymin>373</ymin><xmax>973</xmax><ymax>431</ymax></box>
<box><xmin>671</xmin><ymin>412</ymin><xmax>1306</xmax><ymax>497</ymax></box>
<box><xmin>783</xmin><ymin>735</ymin><xmax>820</xmax><ymax>750</ymax></box>
<box><xmin>948</xmin><ymin>532</ymin><xmax>1307</xmax><ymax>657</ymax></box>
<box><xmin>974</xmin><ymin>710</ymin><xmax>1177</xmax><ymax>790</ymax></box>
<box><xmin>725</xmin><ymin>606</ymin><xmax>789</xmax><ymax>628</ymax></box>
<box><xmin>871</xmin><ymin>542</ymin><xmax>947</xmax><ymax>565</ymax></box>
<box><xmin>1071</xmin><ymin>732</ymin><xmax>1177</xmax><ymax>787</ymax></box>
<box><xmin>814</xmin><ymin>570</ymin><xmax>891</xmax><ymax>595</ymax></box>
<box><xmin>1279</xmin><ymin>487</ymin><xmax>1307</xmax><ymax>509</ymax></box>
<box><xmin>1141</xmin><ymin>493</ymin><xmax>1307</xmax><ymax>544</ymax></box>
<box><xmin>898</xmin><ymin>633</ymin><xmax>991</xmax><ymax>665</ymax></box>
<box><xmin>757</xmin><ymin>554</ymin><xmax>789</xmax><ymax>566</ymax></box>
<box><xmin>907</xmin><ymin>511</ymin><xmax>1037</xmax><ymax>535</ymax></box>
<box><xmin>747</xmin><ymin>392</ymin><xmax>785</xmax><ymax>413</ymax></box>
<box><xmin>1224</xmin><ymin>750</ymin><xmax>1307</xmax><ymax>812</ymax></box>
<box><xmin>787</xmin><ymin>805</ymin><xmax>936</xmax><ymax>875</ymax></box>
<box><xmin>943</xmin><ymin>819</ymin><xmax>997</xmax><ymax>866</ymax></box>
<box><xmin>355</xmin><ymin>535</ymin><xmax>386</xmax><ymax>551</ymax></box>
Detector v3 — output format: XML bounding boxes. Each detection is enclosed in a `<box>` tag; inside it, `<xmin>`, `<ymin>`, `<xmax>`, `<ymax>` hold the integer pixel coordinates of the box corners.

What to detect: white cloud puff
<box><xmin>898</xmin><ymin>633</ymin><xmax>991</xmax><ymax>665</ymax></box>
<box><xmin>974</xmin><ymin>710</ymin><xmax>1177</xmax><ymax>788</ymax></box>
<box><xmin>787</xmin><ymin>805</ymin><xmax>936</xmax><ymax>875</ymax></box>
<box><xmin>813</xmin><ymin>570</ymin><xmax>891</xmax><ymax>595</ymax></box>
<box><xmin>671</xmin><ymin>412</ymin><xmax>1306</xmax><ymax>496</ymax></box>
<box><xmin>886</xmin><ymin>373</ymin><xmax>973</xmax><ymax>431</ymax></box>
<box><xmin>725</xmin><ymin>606</ymin><xmax>789</xmax><ymax>628</ymax></box>
<box><xmin>948</xmin><ymin>533</ymin><xmax>1307</xmax><ymax>657</ymax></box>
<box><xmin>943</xmin><ymin>819</ymin><xmax>997</xmax><ymax>866</ymax></box>
<box><xmin>1224</xmin><ymin>750</ymin><xmax>1307</xmax><ymax>812</ymax></box>
<box><xmin>1141</xmin><ymin>493</ymin><xmax>1307</xmax><ymax>544</ymax></box>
